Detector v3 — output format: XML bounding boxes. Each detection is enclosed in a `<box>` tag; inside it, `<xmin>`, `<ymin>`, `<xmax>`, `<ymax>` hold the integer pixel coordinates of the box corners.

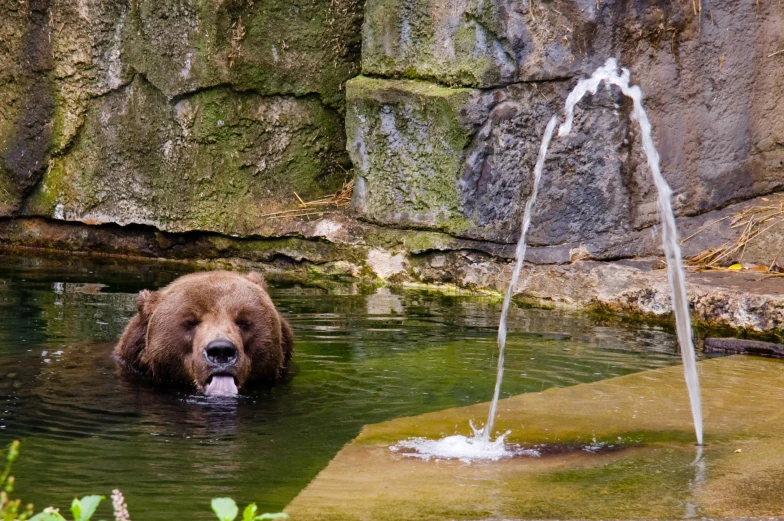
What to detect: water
<box><xmin>482</xmin><ymin>115</ymin><xmax>559</xmax><ymax>444</ymax></box>
<box><xmin>391</xmin><ymin>421</ymin><xmax>521</xmax><ymax>463</ymax></box>
<box><xmin>405</xmin><ymin>58</ymin><xmax>703</xmax><ymax>461</ymax></box>
<box><xmin>0</xmin><ymin>254</ymin><xmax>683</xmax><ymax>520</ymax></box>
<box><xmin>558</xmin><ymin>58</ymin><xmax>703</xmax><ymax>445</ymax></box>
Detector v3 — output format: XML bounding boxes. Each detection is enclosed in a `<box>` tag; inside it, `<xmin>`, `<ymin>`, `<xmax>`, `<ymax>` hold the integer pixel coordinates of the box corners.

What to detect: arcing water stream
<box><xmin>558</xmin><ymin>59</ymin><xmax>703</xmax><ymax>445</ymax></box>
<box><xmin>481</xmin><ymin>115</ymin><xmax>559</xmax><ymax>444</ymax></box>
<box><xmin>394</xmin><ymin>58</ymin><xmax>703</xmax><ymax>461</ymax></box>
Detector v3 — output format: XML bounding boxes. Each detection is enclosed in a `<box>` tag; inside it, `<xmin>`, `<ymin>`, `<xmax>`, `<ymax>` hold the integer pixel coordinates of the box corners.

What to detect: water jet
<box><xmin>398</xmin><ymin>58</ymin><xmax>704</xmax><ymax>462</ymax></box>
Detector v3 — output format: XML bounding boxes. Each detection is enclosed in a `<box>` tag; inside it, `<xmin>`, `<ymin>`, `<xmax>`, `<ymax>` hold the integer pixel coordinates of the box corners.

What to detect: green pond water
<box><xmin>0</xmin><ymin>253</ymin><xmax>689</xmax><ymax>521</ymax></box>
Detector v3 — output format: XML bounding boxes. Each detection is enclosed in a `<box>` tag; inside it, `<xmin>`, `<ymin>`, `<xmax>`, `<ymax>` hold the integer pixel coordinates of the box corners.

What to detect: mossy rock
<box><xmin>24</xmin><ymin>76</ymin><xmax>348</xmax><ymax>235</ymax></box>
<box><xmin>346</xmin><ymin>76</ymin><xmax>479</xmax><ymax>235</ymax></box>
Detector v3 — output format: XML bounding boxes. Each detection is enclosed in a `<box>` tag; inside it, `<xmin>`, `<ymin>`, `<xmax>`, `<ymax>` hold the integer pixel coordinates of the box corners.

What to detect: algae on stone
<box><xmin>286</xmin><ymin>356</ymin><xmax>784</xmax><ymax>520</ymax></box>
<box><xmin>361</xmin><ymin>0</ymin><xmax>582</xmax><ymax>88</ymax></box>
<box><xmin>124</xmin><ymin>0</ymin><xmax>364</xmax><ymax>109</ymax></box>
<box><xmin>1</xmin><ymin>0</ymin><xmax>362</xmax><ymax>225</ymax></box>
<box><xmin>0</xmin><ymin>0</ymin><xmax>56</xmax><ymax>214</ymax></box>
<box><xmin>346</xmin><ymin>76</ymin><xmax>479</xmax><ymax>235</ymax></box>
<box><xmin>346</xmin><ymin>75</ymin><xmax>633</xmax><ymax>245</ymax></box>
<box><xmin>24</xmin><ymin>76</ymin><xmax>347</xmax><ymax>236</ymax></box>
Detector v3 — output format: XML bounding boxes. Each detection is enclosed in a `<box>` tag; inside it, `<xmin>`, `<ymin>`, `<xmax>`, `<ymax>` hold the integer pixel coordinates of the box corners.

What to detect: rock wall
<box><xmin>0</xmin><ymin>0</ymin><xmax>363</xmax><ymax>233</ymax></box>
<box><xmin>350</xmin><ymin>0</ymin><xmax>784</xmax><ymax>259</ymax></box>
<box><xmin>2</xmin><ymin>0</ymin><xmax>784</xmax><ymax>331</ymax></box>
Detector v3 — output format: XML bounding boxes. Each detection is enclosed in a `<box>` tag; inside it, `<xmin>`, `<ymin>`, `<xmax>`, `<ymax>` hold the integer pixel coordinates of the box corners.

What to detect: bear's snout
<box><xmin>204</xmin><ymin>339</ymin><xmax>239</xmax><ymax>367</ymax></box>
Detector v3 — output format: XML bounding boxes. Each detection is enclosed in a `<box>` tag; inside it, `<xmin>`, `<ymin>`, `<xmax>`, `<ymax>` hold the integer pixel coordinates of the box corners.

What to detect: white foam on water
<box><xmin>390</xmin><ymin>422</ymin><xmax>539</xmax><ymax>463</ymax></box>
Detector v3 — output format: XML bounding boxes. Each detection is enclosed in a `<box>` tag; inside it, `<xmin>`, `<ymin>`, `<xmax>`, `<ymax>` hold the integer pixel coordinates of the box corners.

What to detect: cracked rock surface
<box><xmin>0</xmin><ymin>0</ymin><xmax>363</xmax><ymax>226</ymax></box>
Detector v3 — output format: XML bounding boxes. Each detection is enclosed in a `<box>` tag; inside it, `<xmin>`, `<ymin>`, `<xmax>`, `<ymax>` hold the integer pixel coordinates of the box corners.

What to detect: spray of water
<box><xmin>557</xmin><ymin>58</ymin><xmax>703</xmax><ymax>445</ymax></box>
<box><xmin>482</xmin><ymin>115</ymin><xmax>558</xmax><ymax>444</ymax></box>
<box><xmin>394</xmin><ymin>58</ymin><xmax>703</xmax><ymax>460</ymax></box>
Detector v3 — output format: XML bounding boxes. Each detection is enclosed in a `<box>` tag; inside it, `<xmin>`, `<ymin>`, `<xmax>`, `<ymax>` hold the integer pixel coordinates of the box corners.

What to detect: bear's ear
<box><xmin>136</xmin><ymin>289</ymin><xmax>159</xmax><ymax>318</ymax></box>
<box><xmin>244</xmin><ymin>272</ymin><xmax>267</xmax><ymax>290</ymax></box>
<box><xmin>115</xmin><ymin>289</ymin><xmax>159</xmax><ymax>370</ymax></box>
<box><xmin>280</xmin><ymin>316</ymin><xmax>294</xmax><ymax>368</ymax></box>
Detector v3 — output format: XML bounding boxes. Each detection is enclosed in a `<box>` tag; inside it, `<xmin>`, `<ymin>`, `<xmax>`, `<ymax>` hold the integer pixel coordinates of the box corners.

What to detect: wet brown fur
<box><xmin>114</xmin><ymin>271</ymin><xmax>293</xmax><ymax>392</ymax></box>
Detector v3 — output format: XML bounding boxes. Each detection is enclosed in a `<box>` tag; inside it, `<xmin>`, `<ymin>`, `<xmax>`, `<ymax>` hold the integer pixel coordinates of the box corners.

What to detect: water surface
<box><xmin>0</xmin><ymin>254</ymin><xmax>683</xmax><ymax>520</ymax></box>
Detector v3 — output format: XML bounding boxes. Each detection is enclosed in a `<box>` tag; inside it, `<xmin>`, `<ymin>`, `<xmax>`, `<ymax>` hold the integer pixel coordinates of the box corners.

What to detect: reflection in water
<box><xmin>0</xmin><ymin>254</ymin><xmax>684</xmax><ymax>521</ymax></box>
<box><xmin>685</xmin><ymin>445</ymin><xmax>707</xmax><ymax>518</ymax></box>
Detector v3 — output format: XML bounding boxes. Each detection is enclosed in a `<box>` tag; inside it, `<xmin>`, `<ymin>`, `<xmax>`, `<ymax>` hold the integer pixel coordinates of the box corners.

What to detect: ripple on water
<box><xmin>0</xmin><ymin>255</ymin><xmax>684</xmax><ymax>520</ymax></box>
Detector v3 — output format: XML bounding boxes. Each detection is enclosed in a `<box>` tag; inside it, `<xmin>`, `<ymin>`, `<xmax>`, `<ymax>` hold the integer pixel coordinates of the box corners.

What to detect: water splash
<box><xmin>390</xmin><ymin>421</ymin><xmax>538</xmax><ymax>463</ymax></box>
<box><xmin>557</xmin><ymin>58</ymin><xmax>703</xmax><ymax>445</ymax></box>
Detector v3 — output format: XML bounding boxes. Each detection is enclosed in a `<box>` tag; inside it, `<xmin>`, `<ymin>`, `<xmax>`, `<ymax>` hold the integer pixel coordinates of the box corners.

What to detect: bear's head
<box><xmin>114</xmin><ymin>271</ymin><xmax>293</xmax><ymax>396</ymax></box>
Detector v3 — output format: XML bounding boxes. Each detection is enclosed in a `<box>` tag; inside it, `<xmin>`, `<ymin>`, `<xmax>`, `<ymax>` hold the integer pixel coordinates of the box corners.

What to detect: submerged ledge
<box><xmin>284</xmin><ymin>356</ymin><xmax>784</xmax><ymax>520</ymax></box>
<box><xmin>0</xmin><ymin>216</ymin><xmax>782</xmax><ymax>340</ymax></box>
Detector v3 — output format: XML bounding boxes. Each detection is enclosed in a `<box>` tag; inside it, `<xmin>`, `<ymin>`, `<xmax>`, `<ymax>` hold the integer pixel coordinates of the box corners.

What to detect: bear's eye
<box><xmin>182</xmin><ymin>318</ymin><xmax>200</xmax><ymax>331</ymax></box>
<box><xmin>235</xmin><ymin>318</ymin><xmax>251</xmax><ymax>331</ymax></box>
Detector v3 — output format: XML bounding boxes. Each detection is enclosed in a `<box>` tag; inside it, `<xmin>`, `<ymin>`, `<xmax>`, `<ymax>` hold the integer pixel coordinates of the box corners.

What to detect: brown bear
<box><xmin>114</xmin><ymin>270</ymin><xmax>293</xmax><ymax>396</ymax></box>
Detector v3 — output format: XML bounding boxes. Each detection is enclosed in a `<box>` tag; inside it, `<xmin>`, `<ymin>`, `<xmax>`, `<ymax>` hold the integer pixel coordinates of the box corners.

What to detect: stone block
<box><xmin>347</xmin><ymin>75</ymin><xmax>635</xmax><ymax>247</ymax></box>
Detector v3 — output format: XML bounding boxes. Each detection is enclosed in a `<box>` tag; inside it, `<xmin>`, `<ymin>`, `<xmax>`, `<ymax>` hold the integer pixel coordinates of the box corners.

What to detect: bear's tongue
<box><xmin>204</xmin><ymin>376</ymin><xmax>238</xmax><ymax>396</ymax></box>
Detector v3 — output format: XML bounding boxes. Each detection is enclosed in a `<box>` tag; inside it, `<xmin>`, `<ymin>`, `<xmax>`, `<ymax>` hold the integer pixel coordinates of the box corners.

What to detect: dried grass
<box><xmin>684</xmin><ymin>194</ymin><xmax>784</xmax><ymax>273</ymax></box>
<box><xmin>259</xmin><ymin>178</ymin><xmax>354</xmax><ymax>221</ymax></box>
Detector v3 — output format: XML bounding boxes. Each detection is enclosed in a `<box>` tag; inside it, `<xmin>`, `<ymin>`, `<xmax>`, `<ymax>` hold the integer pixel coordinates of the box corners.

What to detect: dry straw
<box><xmin>684</xmin><ymin>194</ymin><xmax>784</xmax><ymax>273</ymax></box>
<box><xmin>259</xmin><ymin>178</ymin><xmax>354</xmax><ymax>221</ymax></box>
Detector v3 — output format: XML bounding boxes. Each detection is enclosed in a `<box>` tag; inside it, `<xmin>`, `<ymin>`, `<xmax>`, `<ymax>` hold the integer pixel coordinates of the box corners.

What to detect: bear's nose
<box><xmin>204</xmin><ymin>340</ymin><xmax>238</xmax><ymax>367</ymax></box>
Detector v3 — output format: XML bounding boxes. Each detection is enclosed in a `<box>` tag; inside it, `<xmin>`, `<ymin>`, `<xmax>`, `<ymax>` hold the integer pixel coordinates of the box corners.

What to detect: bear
<box><xmin>114</xmin><ymin>270</ymin><xmax>293</xmax><ymax>396</ymax></box>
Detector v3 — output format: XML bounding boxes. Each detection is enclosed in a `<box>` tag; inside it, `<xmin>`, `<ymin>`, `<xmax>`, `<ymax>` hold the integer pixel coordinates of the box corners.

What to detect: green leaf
<box><xmin>211</xmin><ymin>498</ymin><xmax>238</xmax><ymax>521</ymax></box>
<box><xmin>29</xmin><ymin>508</ymin><xmax>67</xmax><ymax>521</ymax></box>
<box><xmin>71</xmin><ymin>496</ymin><xmax>103</xmax><ymax>521</ymax></box>
<box><xmin>70</xmin><ymin>499</ymin><xmax>81</xmax><ymax>521</ymax></box>
<box><xmin>255</xmin><ymin>514</ymin><xmax>290</xmax><ymax>521</ymax></box>
<box><xmin>242</xmin><ymin>504</ymin><xmax>258</xmax><ymax>521</ymax></box>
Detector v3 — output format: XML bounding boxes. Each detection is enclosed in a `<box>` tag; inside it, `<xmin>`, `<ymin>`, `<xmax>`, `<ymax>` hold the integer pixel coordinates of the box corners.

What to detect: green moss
<box><xmin>126</xmin><ymin>0</ymin><xmax>361</xmax><ymax>110</ymax></box>
<box><xmin>346</xmin><ymin>76</ymin><xmax>477</xmax><ymax>235</ymax></box>
<box><xmin>26</xmin><ymin>74</ymin><xmax>348</xmax><ymax>235</ymax></box>
<box><xmin>361</xmin><ymin>0</ymin><xmax>506</xmax><ymax>88</ymax></box>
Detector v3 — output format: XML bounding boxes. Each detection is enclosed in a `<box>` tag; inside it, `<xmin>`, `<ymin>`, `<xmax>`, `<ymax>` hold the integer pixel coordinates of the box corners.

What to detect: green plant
<box><xmin>25</xmin><ymin>495</ymin><xmax>104</xmax><ymax>521</ymax></box>
<box><xmin>211</xmin><ymin>498</ymin><xmax>289</xmax><ymax>521</ymax></box>
<box><xmin>0</xmin><ymin>442</ymin><xmax>291</xmax><ymax>521</ymax></box>
<box><xmin>0</xmin><ymin>441</ymin><xmax>34</xmax><ymax>521</ymax></box>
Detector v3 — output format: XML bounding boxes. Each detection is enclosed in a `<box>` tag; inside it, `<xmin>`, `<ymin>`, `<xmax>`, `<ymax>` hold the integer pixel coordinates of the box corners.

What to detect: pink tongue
<box><xmin>205</xmin><ymin>376</ymin><xmax>238</xmax><ymax>396</ymax></box>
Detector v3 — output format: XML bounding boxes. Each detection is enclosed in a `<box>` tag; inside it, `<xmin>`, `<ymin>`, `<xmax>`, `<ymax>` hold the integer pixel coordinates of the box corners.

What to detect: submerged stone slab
<box><xmin>285</xmin><ymin>356</ymin><xmax>784</xmax><ymax>520</ymax></box>
<box><xmin>23</xmin><ymin>76</ymin><xmax>347</xmax><ymax>235</ymax></box>
<box><xmin>347</xmin><ymin>75</ymin><xmax>633</xmax><ymax>243</ymax></box>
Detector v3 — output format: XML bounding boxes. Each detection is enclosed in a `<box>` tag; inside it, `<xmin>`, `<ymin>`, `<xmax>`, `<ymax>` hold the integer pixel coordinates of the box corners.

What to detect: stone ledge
<box><xmin>1</xmin><ymin>217</ymin><xmax>783</xmax><ymax>339</ymax></box>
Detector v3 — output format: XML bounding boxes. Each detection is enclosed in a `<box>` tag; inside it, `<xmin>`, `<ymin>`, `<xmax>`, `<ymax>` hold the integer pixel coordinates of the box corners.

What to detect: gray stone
<box><xmin>0</xmin><ymin>0</ymin><xmax>363</xmax><ymax>225</ymax></box>
<box><xmin>359</xmin><ymin>0</ymin><xmax>784</xmax><ymax>244</ymax></box>
<box><xmin>362</xmin><ymin>0</ymin><xmax>594</xmax><ymax>87</ymax></box>
<box><xmin>123</xmin><ymin>0</ymin><xmax>364</xmax><ymax>108</ymax></box>
<box><xmin>346</xmin><ymin>76</ymin><xmax>482</xmax><ymax>234</ymax></box>
<box><xmin>347</xmin><ymin>75</ymin><xmax>635</xmax><ymax>244</ymax></box>
<box><xmin>410</xmin><ymin>253</ymin><xmax>784</xmax><ymax>335</ymax></box>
